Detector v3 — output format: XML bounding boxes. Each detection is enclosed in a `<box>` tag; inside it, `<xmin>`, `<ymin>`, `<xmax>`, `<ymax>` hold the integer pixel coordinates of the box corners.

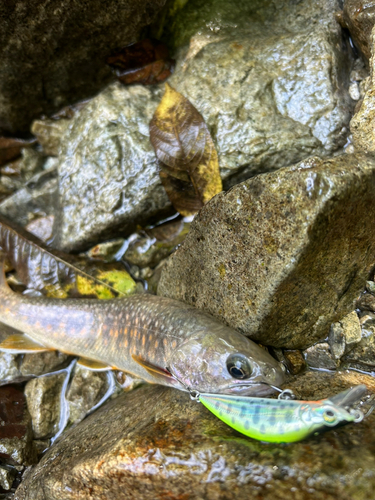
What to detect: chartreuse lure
<box><xmin>189</xmin><ymin>385</ymin><xmax>367</xmax><ymax>443</ymax></box>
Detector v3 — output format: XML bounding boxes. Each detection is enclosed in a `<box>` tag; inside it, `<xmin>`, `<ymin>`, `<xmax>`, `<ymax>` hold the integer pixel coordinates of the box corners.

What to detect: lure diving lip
<box><xmin>187</xmin><ymin>384</ymin><xmax>368</xmax><ymax>443</ymax></box>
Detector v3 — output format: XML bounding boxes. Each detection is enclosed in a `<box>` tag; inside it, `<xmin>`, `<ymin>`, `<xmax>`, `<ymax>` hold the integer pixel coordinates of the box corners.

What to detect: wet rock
<box><xmin>366</xmin><ymin>280</ymin><xmax>375</xmax><ymax>294</ymax></box>
<box><xmin>86</xmin><ymin>239</ymin><xmax>126</xmax><ymax>262</ymax></box>
<box><xmin>342</xmin><ymin>316</ymin><xmax>375</xmax><ymax>371</ymax></box>
<box><xmin>166</xmin><ymin>0</ymin><xmax>352</xmax><ymax>185</ymax></box>
<box><xmin>338</xmin><ymin>0</ymin><xmax>375</xmax><ymax>60</ymax></box>
<box><xmin>341</xmin><ymin>311</ymin><xmax>362</xmax><ymax>350</ymax></box>
<box><xmin>283</xmin><ymin>350</ymin><xmax>306</xmax><ymax>375</ymax></box>
<box><xmin>53</xmin><ymin>0</ymin><xmax>354</xmax><ymax>252</ymax></box>
<box><xmin>158</xmin><ymin>153</ymin><xmax>375</xmax><ymax>349</ymax></box>
<box><xmin>24</xmin><ymin>372</ymin><xmax>67</xmax><ymax>439</ymax></box>
<box><xmin>350</xmin><ymin>26</ymin><xmax>375</xmax><ymax>151</ymax></box>
<box><xmin>124</xmin><ymin>218</ymin><xmax>189</xmax><ymax>268</ymax></box>
<box><xmin>0</xmin><ymin>386</ymin><xmax>37</xmax><ymax>466</ymax></box>
<box><xmin>25</xmin><ymin>215</ymin><xmax>54</xmax><ymax>242</ymax></box>
<box><xmin>304</xmin><ymin>343</ymin><xmax>337</xmax><ymax>370</ymax></box>
<box><xmin>328</xmin><ymin>322</ymin><xmax>346</xmax><ymax>360</ymax></box>
<box><xmin>0</xmin><ymin>166</ymin><xmax>58</xmax><ymax>227</ymax></box>
<box><xmin>53</xmin><ymin>83</ymin><xmax>171</xmax><ymax>252</ymax></box>
<box><xmin>13</xmin><ymin>371</ymin><xmax>375</xmax><ymax>500</ymax></box>
<box><xmin>66</xmin><ymin>365</ymin><xmax>112</xmax><ymax>425</ymax></box>
<box><xmin>0</xmin><ymin>353</ymin><xmax>20</xmax><ymax>386</ymax></box>
<box><xmin>0</xmin><ymin>0</ymin><xmax>166</xmax><ymax>135</ymax></box>
<box><xmin>0</xmin><ymin>149</ymin><xmax>45</xmax><ymax>203</ymax></box>
<box><xmin>357</xmin><ymin>293</ymin><xmax>375</xmax><ymax>312</ymax></box>
<box><xmin>31</xmin><ymin>119</ymin><xmax>71</xmax><ymax>157</ymax></box>
<box><xmin>0</xmin><ymin>466</ymin><xmax>16</xmax><ymax>491</ymax></box>
<box><xmin>329</xmin><ymin>311</ymin><xmax>362</xmax><ymax>360</ymax></box>
<box><xmin>20</xmin><ymin>352</ymin><xmax>71</xmax><ymax>377</ymax></box>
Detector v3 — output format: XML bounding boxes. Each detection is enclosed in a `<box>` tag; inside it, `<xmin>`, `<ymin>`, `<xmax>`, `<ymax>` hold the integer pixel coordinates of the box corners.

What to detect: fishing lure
<box><xmin>187</xmin><ymin>384</ymin><xmax>367</xmax><ymax>443</ymax></box>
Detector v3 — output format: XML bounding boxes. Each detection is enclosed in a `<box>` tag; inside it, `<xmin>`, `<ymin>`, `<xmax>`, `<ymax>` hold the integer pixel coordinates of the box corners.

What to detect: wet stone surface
<box><xmin>53</xmin><ymin>84</ymin><xmax>171</xmax><ymax>252</ymax></box>
<box><xmin>167</xmin><ymin>0</ymin><xmax>353</xmax><ymax>186</ymax></box>
<box><xmin>0</xmin><ymin>166</ymin><xmax>58</xmax><ymax>228</ymax></box>
<box><xmin>341</xmin><ymin>314</ymin><xmax>375</xmax><ymax>371</ymax></box>
<box><xmin>66</xmin><ymin>365</ymin><xmax>112</xmax><ymax>425</ymax></box>
<box><xmin>0</xmin><ymin>466</ymin><xmax>16</xmax><ymax>491</ymax></box>
<box><xmin>329</xmin><ymin>311</ymin><xmax>362</xmax><ymax>360</ymax></box>
<box><xmin>50</xmin><ymin>0</ymin><xmax>355</xmax><ymax>252</ymax></box>
<box><xmin>158</xmin><ymin>153</ymin><xmax>375</xmax><ymax>349</ymax></box>
<box><xmin>20</xmin><ymin>352</ymin><xmax>71</xmax><ymax>378</ymax></box>
<box><xmin>13</xmin><ymin>371</ymin><xmax>375</xmax><ymax>500</ymax></box>
<box><xmin>304</xmin><ymin>343</ymin><xmax>337</xmax><ymax>370</ymax></box>
<box><xmin>0</xmin><ymin>386</ymin><xmax>37</xmax><ymax>466</ymax></box>
<box><xmin>24</xmin><ymin>372</ymin><xmax>68</xmax><ymax>439</ymax></box>
<box><xmin>338</xmin><ymin>0</ymin><xmax>375</xmax><ymax>60</ymax></box>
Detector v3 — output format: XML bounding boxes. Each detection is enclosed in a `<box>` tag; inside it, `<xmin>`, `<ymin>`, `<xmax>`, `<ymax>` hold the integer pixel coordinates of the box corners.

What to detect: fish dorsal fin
<box><xmin>0</xmin><ymin>333</ymin><xmax>53</xmax><ymax>353</ymax></box>
<box><xmin>77</xmin><ymin>357</ymin><xmax>113</xmax><ymax>371</ymax></box>
<box><xmin>132</xmin><ymin>354</ymin><xmax>173</xmax><ymax>382</ymax></box>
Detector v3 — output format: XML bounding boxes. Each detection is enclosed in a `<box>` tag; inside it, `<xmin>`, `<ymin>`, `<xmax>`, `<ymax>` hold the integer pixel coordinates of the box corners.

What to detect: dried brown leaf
<box><xmin>0</xmin><ymin>215</ymin><xmax>136</xmax><ymax>299</ymax></box>
<box><xmin>149</xmin><ymin>84</ymin><xmax>222</xmax><ymax>216</ymax></box>
<box><xmin>107</xmin><ymin>39</ymin><xmax>174</xmax><ymax>85</ymax></box>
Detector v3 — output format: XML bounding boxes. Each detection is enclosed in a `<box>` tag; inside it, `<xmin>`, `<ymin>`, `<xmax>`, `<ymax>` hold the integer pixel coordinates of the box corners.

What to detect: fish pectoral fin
<box><xmin>77</xmin><ymin>357</ymin><xmax>112</xmax><ymax>371</ymax></box>
<box><xmin>0</xmin><ymin>334</ymin><xmax>53</xmax><ymax>353</ymax></box>
<box><xmin>132</xmin><ymin>354</ymin><xmax>173</xmax><ymax>382</ymax></box>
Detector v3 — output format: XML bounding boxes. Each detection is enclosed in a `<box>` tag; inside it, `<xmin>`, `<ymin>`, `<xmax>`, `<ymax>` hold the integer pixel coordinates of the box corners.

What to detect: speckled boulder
<box><xmin>167</xmin><ymin>0</ymin><xmax>353</xmax><ymax>184</ymax></box>
<box><xmin>158</xmin><ymin>153</ymin><xmax>375</xmax><ymax>349</ymax></box>
<box><xmin>13</xmin><ymin>371</ymin><xmax>375</xmax><ymax>500</ymax></box>
<box><xmin>52</xmin><ymin>84</ymin><xmax>171</xmax><ymax>252</ymax></box>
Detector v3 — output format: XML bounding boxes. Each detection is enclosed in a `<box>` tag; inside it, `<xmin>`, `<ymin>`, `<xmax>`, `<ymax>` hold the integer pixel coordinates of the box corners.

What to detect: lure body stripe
<box><xmin>198</xmin><ymin>389</ymin><xmax>365</xmax><ymax>443</ymax></box>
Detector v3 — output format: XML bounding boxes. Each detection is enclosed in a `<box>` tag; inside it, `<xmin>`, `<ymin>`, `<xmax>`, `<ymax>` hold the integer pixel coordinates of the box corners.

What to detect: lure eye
<box><xmin>323</xmin><ymin>408</ymin><xmax>338</xmax><ymax>424</ymax></box>
<box><xmin>226</xmin><ymin>354</ymin><xmax>252</xmax><ymax>379</ymax></box>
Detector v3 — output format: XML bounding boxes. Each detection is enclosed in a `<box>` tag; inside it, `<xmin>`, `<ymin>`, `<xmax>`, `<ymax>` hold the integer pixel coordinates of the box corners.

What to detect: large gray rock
<box><xmin>53</xmin><ymin>84</ymin><xmax>171</xmax><ymax>252</ymax></box>
<box><xmin>158</xmin><ymin>153</ymin><xmax>375</xmax><ymax>349</ymax></box>
<box><xmin>13</xmin><ymin>371</ymin><xmax>375</xmax><ymax>500</ymax></box>
<box><xmin>52</xmin><ymin>0</ymin><xmax>354</xmax><ymax>251</ymax></box>
<box><xmin>166</xmin><ymin>0</ymin><xmax>353</xmax><ymax>185</ymax></box>
<box><xmin>0</xmin><ymin>0</ymin><xmax>166</xmax><ymax>134</ymax></box>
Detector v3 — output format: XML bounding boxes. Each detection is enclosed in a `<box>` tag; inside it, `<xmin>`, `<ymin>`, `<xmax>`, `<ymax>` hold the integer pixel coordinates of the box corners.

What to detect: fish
<box><xmin>0</xmin><ymin>261</ymin><xmax>285</xmax><ymax>395</ymax></box>
<box><xmin>192</xmin><ymin>384</ymin><xmax>367</xmax><ymax>443</ymax></box>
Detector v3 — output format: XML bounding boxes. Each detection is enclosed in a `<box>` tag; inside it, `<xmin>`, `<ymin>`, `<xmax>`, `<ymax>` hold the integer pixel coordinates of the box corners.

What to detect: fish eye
<box><xmin>226</xmin><ymin>354</ymin><xmax>252</xmax><ymax>379</ymax></box>
<box><xmin>323</xmin><ymin>408</ymin><xmax>338</xmax><ymax>424</ymax></box>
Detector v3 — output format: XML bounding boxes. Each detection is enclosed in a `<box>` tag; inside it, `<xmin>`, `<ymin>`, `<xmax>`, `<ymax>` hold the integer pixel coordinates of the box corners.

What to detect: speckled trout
<box><xmin>0</xmin><ymin>262</ymin><xmax>285</xmax><ymax>395</ymax></box>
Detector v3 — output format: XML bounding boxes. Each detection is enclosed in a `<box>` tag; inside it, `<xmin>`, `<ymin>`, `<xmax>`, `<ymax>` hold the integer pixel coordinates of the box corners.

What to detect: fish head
<box><xmin>167</xmin><ymin>324</ymin><xmax>285</xmax><ymax>396</ymax></box>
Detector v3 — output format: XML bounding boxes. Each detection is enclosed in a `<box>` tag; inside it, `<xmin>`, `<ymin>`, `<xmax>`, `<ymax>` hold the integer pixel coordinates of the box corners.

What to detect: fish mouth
<box><xmin>227</xmin><ymin>381</ymin><xmax>281</xmax><ymax>397</ymax></box>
